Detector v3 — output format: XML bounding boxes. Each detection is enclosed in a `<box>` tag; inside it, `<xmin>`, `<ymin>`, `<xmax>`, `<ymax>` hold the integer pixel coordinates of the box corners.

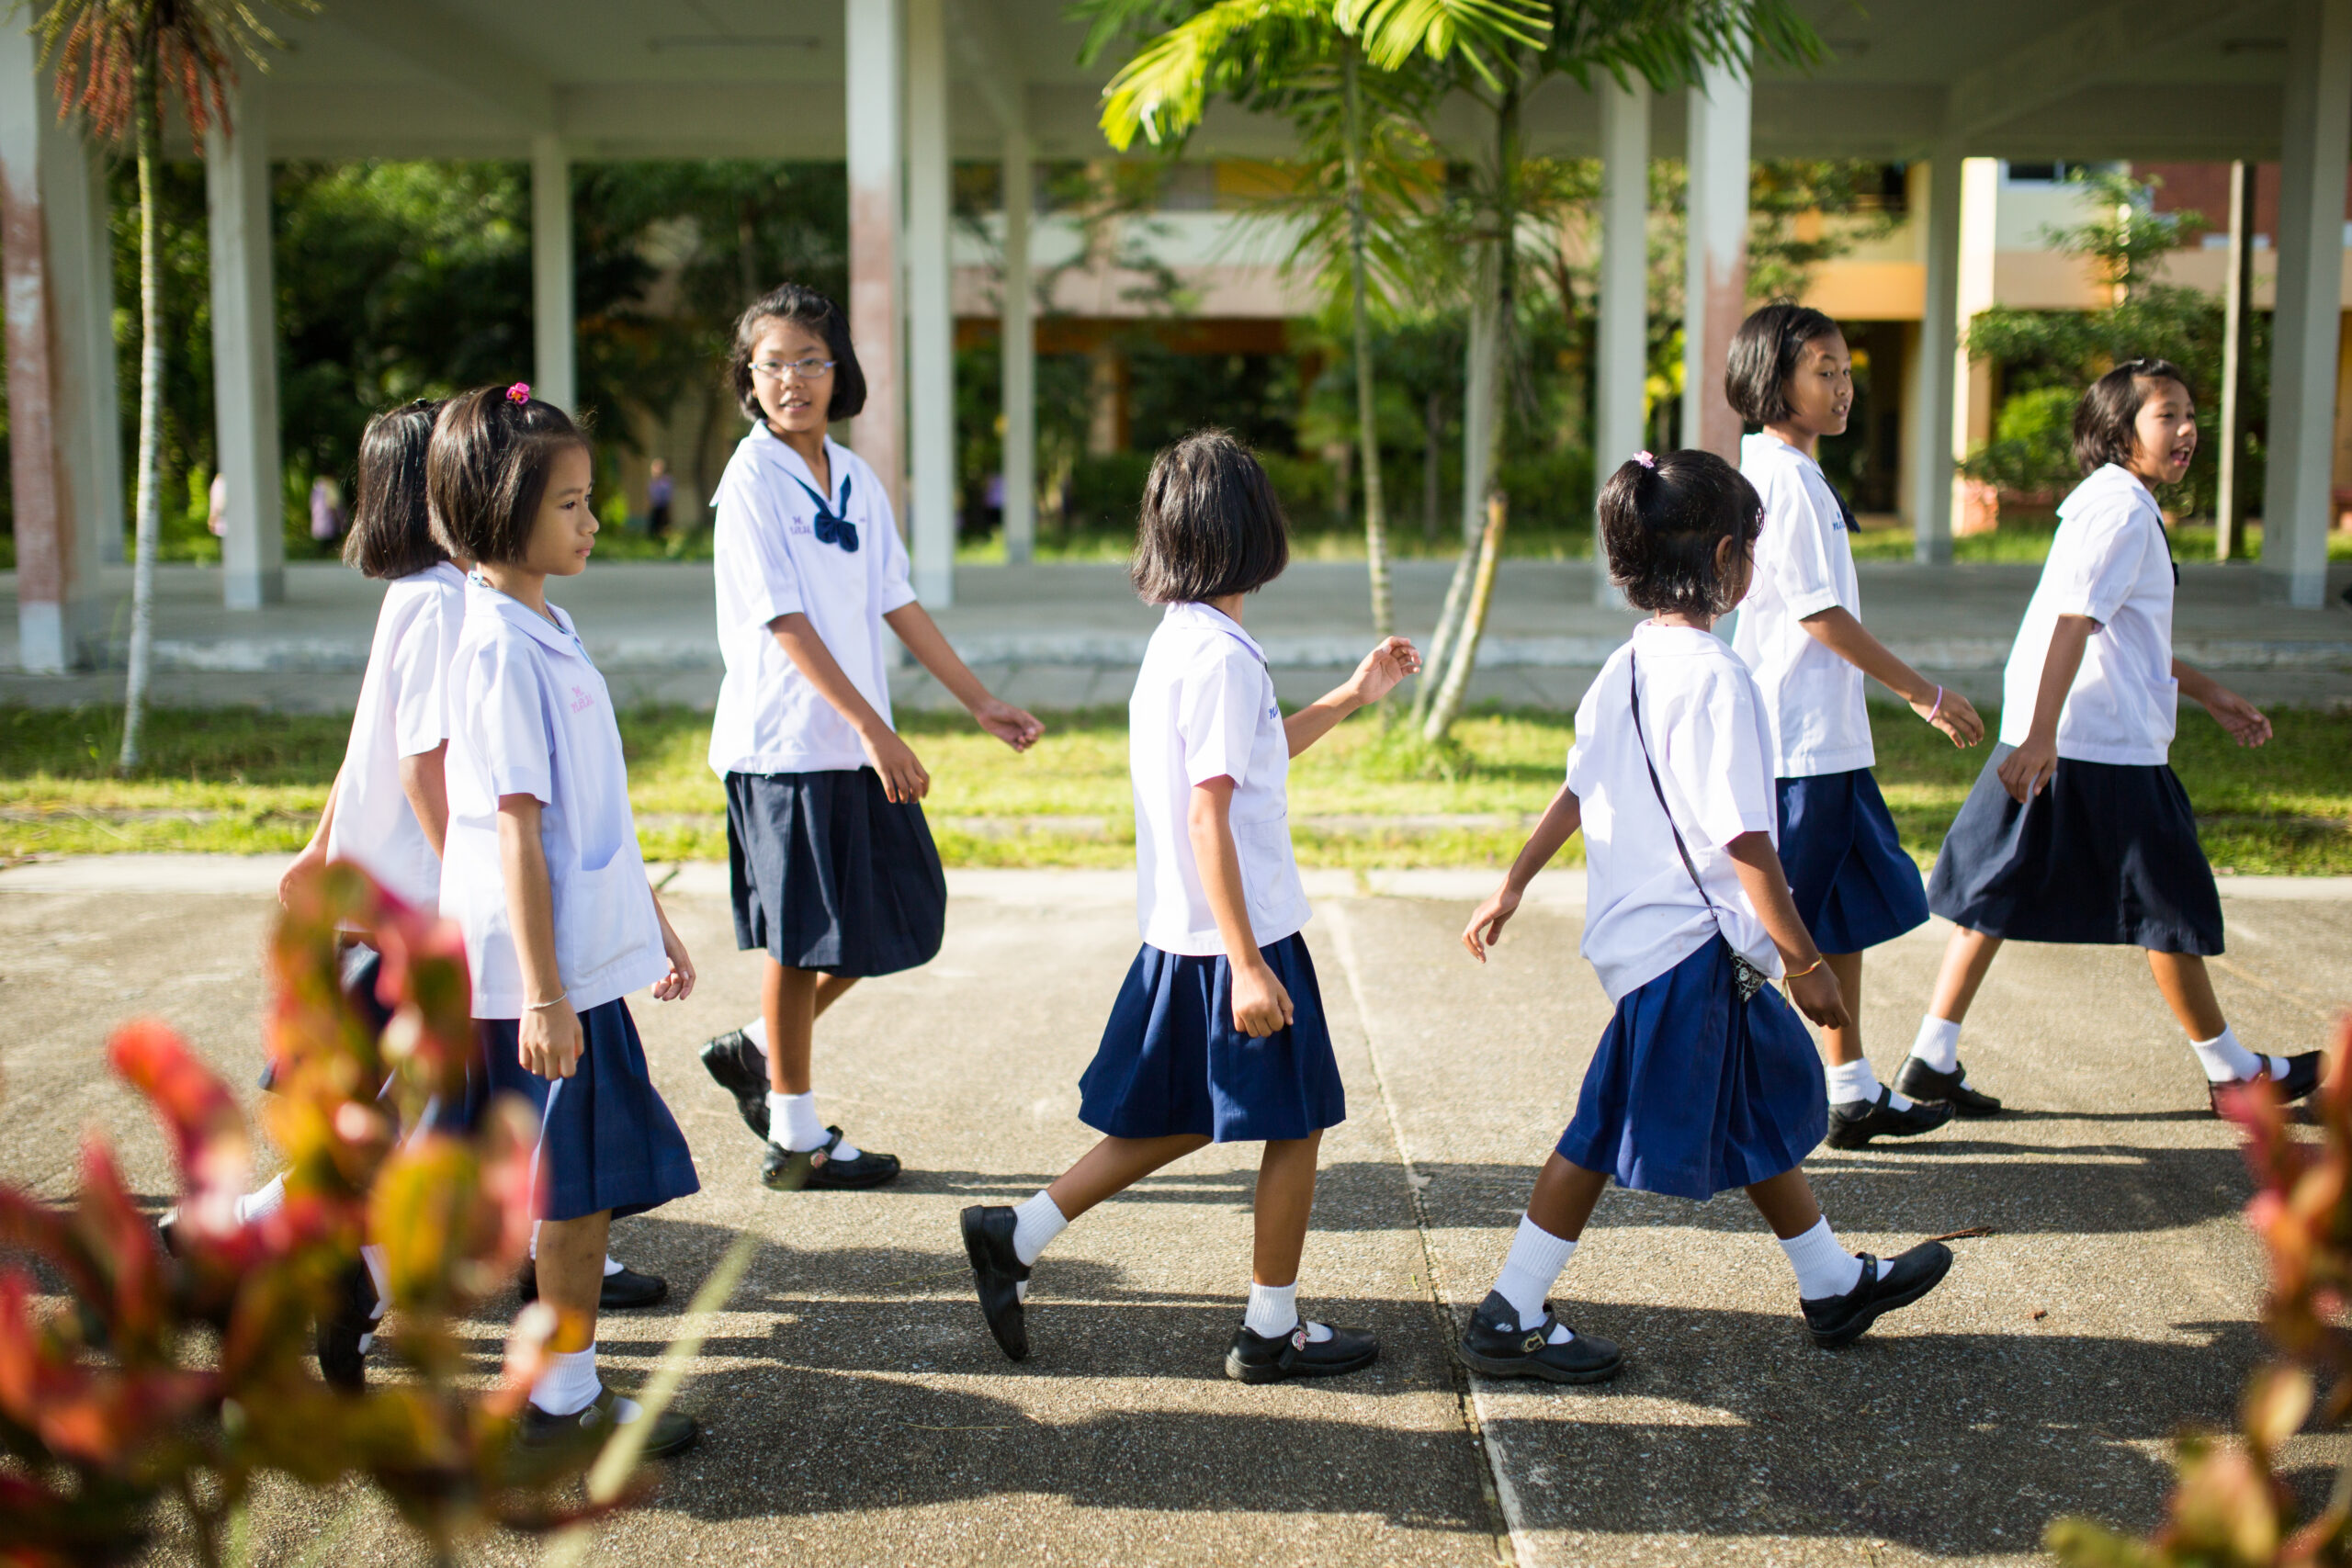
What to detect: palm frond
<box><xmin>1096</xmin><ymin>0</ymin><xmax>1329</xmax><ymax>151</ymax></box>
<box><xmin>31</xmin><ymin>0</ymin><xmax>317</xmax><ymax>142</ymax></box>
<box><xmin>1338</xmin><ymin>0</ymin><xmax>1552</xmax><ymax>92</ymax></box>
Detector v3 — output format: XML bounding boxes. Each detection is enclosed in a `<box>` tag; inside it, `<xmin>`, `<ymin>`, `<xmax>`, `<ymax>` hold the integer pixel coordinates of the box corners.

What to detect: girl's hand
<box><xmin>1346</xmin><ymin>637</ymin><xmax>1421</xmax><ymax>707</ymax></box>
<box><xmin>2202</xmin><ymin>687</ymin><xmax>2271</xmax><ymax>748</ymax></box>
<box><xmin>1996</xmin><ymin>735</ymin><xmax>2059</xmax><ymax>803</ymax></box>
<box><xmin>860</xmin><ymin>726</ymin><xmax>932</xmax><ymax>802</ymax></box>
<box><xmin>1461</xmin><ymin>882</ymin><xmax>1523</xmax><ymax>964</ymax></box>
<box><xmin>1911</xmin><ymin>686</ymin><xmax>1984</xmax><ymax>748</ymax></box>
<box><xmin>1786</xmin><ymin>965</ymin><xmax>1851</xmax><ymax>1032</ymax></box>
<box><xmin>1230</xmin><ymin>960</ymin><xmax>1295</xmax><ymax>1039</ymax></box>
<box><xmin>278</xmin><ymin>838</ymin><xmax>330</xmax><ymax>908</ymax></box>
<box><xmin>651</xmin><ymin>909</ymin><xmax>695</xmax><ymax>1001</ymax></box>
<box><xmin>973</xmin><ymin>697</ymin><xmax>1044</xmax><ymax>752</ymax></box>
<box><xmin>519</xmin><ymin>998</ymin><xmax>583</xmax><ymax>1080</ymax></box>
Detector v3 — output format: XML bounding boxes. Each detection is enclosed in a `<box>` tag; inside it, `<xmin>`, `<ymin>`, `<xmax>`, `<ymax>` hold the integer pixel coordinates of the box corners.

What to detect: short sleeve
<box><xmin>865</xmin><ymin>463</ymin><xmax>919</xmax><ymax>614</ymax></box>
<box><xmin>390</xmin><ymin>589</ymin><xmax>455</xmax><ymax>757</ymax></box>
<box><xmin>1661</xmin><ymin>662</ymin><xmax>1776</xmax><ymax>850</ymax></box>
<box><xmin>2049</xmin><ymin>503</ymin><xmax>2146</xmax><ymax>626</ymax></box>
<box><xmin>1762</xmin><ymin>466</ymin><xmax>1845</xmax><ymax>620</ymax></box>
<box><xmin>713</xmin><ymin>470</ymin><xmax>807</xmax><ymax>630</ymax></box>
<box><xmin>1563</xmin><ymin>669</ymin><xmax>1609</xmax><ymax>797</ymax></box>
<box><xmin>1175</xmin><ymin>643</ymin><xmax>1266</xmax><ymax>790</ymax></box>
<box><xmin>471</xmin><ymin>636</ymin><xmax>554</xmax><ymax>805</ymax></box>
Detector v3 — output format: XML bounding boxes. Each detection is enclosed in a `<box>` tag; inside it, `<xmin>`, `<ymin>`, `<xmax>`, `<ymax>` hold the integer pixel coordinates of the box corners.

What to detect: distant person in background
<box><xmin>647</xmin><ymin>457</ymin><xmax>674</xmax><ymax>537</ymax></box>
<box><xmin>311</xmin><ymin>475</ymin><xmax>346</xmax><ymax>544</ymax></box>
<box><xmin>208</xmin><ymin>470</ymin><xmax>227</xmax><ymax>537</ymax></box>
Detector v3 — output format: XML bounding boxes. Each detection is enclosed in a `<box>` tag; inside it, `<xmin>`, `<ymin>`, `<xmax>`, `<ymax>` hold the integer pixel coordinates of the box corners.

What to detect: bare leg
<box><xmin>1250</xmin><ymin>1133</ymin><xmax>1324</xmax><ymax>1287</ymax></box>
<box><xmin>1522</xmin><ymin>1154</ymin><xmax>1612</xmax><ymax>1243</ymax></box>
<box><xmin>1819</xmin><ymin>951</ymin><xmax>1865</xmax><ymax>1066</ymax></box>
<box><xmin>1046</xmin><ymin>1133</ymin><xmax>1212</xmax><ymax>1222</ymax></box>
<box><xmin>537</xmin><ymin>1210</ymin><xmax>613</xmax><ymax>1353</ymax></box>
<box><xmin>762</xmin><ymin>960</ymin><xmax>860</xmax><ymax>1095</ymax></box>
<box><xmin>1926</xmin><ymin>926</ymin><xmax>2004</xmax><ymax>1026</ymax></box>
<box><xmin>1743</xmin><ymin>1168</ymin><xmax>1825</xmax><ymax>1241</ymax></box>
<box><xmin>2147</xmin><ymin>951</ymin><xmax>2228</xmax><ymax>1042</ymax></box>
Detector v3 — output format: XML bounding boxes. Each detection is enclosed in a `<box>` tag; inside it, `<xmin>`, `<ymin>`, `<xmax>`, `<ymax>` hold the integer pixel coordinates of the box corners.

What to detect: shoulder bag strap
<box><xmin>1628</xmin><ymin>649</ymin><xmax>1769</xmax><ymax>1002</ymax></box>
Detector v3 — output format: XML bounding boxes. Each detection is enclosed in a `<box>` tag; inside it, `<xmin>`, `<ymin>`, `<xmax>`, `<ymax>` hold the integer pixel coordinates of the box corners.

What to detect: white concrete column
<box><xmin>530</xmin><ymin>133</ymin><xmax>575</xmax><ymax>414</ymax></box>
<box><xmin>1906</xmin><ymin>144</ymin><xmax>1963</xmax><ymax>564</ymax></box>
<box><xmin>905</xmin><ymin>0</ymin><xmax>955</xmax><ymax>605</ymax></box>
<box><xmin>1679</xmin><ymin>41</ymin><xmax>1750</xmax><ymax>462</ymax></box>
<box><xmin>847</xmin><ymin>0</ymin><xmax>906</xmax><ymax>523</ymax></box>
<box><xmin>1001</xmin><ymin>118</ymin><xmax>1036</xmax><ymax>565</ymax></box>
<box><xmin>206</xmin><ymin>85</ymin><xmax>283</xmax><ymax>610</ymax></box>
<box><xmin>1595</xmin><ymin>76</ymin><xmax>1650</xmax><ymax>601</ymax></box>
<box><xmin>1950</xmin><ymin>156</ymin><xmax>2000</xmax><ymax>535</ymax></box>
<box><xmin>63</xmin><ymin>143</ymin><xmax>123</xmax><ymax>570</ymax></box>
<box><xmin>2262</xmin><ymin>0</ymin><xmax>2352</xmax><ymax>608</ymax></box>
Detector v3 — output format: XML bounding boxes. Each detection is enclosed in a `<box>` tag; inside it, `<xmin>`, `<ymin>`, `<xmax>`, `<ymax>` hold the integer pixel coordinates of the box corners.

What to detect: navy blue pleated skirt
<box><xmin>1777</xmin><ymin>769</ymin><xmax>1930</xmax><ymax>954</ymax></box>
<box><xmin>1079</xmin><ymin>932</ymin><xmax>1346</xmax><ymax>1144</ymax></box>
<box><xmin>1556</xmin><ymin>939</ymin><xmax>1826</xmax><ymax>1201</ymax></box>
<box><xmin>727</xmin><ymin>768</ymin><xmax>947</xmax><ymax>977</ymax></box>
<box><xmin>478</xmin><ymin>998</ymin><xmax>701</xmax><ymax>1224</ymax></box>
<box><xmin>260</xmin><ymin>942</ymin><xmax>394</xmax><ymax>1092</ymax></box>
<box><xmin>1927</xmin><ymin>745</ymin><xmax>2223</xmax><ymax>954</ymax></box>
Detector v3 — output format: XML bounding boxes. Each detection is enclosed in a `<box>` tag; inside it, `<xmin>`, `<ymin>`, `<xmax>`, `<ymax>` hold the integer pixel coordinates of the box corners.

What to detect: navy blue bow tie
<box><xmin>789</xmin><ymin>472</ymin><xmax>858</xmax><ymax>553</ymax></box>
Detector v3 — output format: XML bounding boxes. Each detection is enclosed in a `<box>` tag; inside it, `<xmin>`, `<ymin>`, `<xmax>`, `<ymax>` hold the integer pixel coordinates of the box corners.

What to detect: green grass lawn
<box><xmin>5</xmin><ymin>702</ymin><xmax>2347</xmax><ymax>874</ymax></box>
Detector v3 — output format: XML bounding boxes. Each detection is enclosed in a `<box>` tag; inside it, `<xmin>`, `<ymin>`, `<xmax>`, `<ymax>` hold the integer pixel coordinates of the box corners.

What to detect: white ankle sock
<box><xmin>1825</xmin><ymin>1058</ymin><xmax>1913</xmax><ymax>1111</ymax></box>
<box><xmin>1911</xmin><ymin>1017</ymin><xmax>1962</xmax><ymax>1075</ymax></box>
<box><xmin>529</xmin><ymin>1343</ymin><xmax>601</xmax><ymax>1417</ymax></box>
<box><xmin>235</xmin><ymin>1174</ymin><xmax>286</xmax><ymax>1227</ymax></box>
<box><xmin>1012</xmin><ymin>1190</ymin><xmax>1067</xmax><ymax>1267</ymax></box>
<box><xmin>2190</xmin><ymin>1025</ymin><xmax>2283</xmax><ymax>1084</ymax></box>
<box><xmin>768</xmin><ymin>1091</ymin><xmax>828</xmax><ymax>1153</ymax></box>
<box><xmin>1779</xmin><ymin>1218</ymin><xmax>1865</xmax><ymax>1300</ymax></box>
<box><xmin>359</xmin><ymin>1243</ymin><xmax>390</xmax><ymax>1320</ymax></box>
<box><xmin>1244</xmin><ymin>1280</ymin><xmax>1298</xmax><ymax>1338</ymax></box>
<box><xmin>603</xmin><ymin>1254</ymin><xmax>622</xmax><ymax>1277</ymax></box>
<box><xmin>1493</xmin><ymin>1215</ymin><xmax>1578</xmax><ymax>1340</ymax></box>
<box><xmin>743</xmin><ymin>1016</ymin><xmax>767</xmax><ymax>1049</ymax></box>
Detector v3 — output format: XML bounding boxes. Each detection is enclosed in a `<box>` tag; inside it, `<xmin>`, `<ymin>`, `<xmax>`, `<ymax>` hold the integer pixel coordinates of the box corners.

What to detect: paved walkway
<box><xmin>6</xmin><ymin>558</ymin><xmax>2351</xmax><ymax>712</ymax></box>
<box><xmin>4</xmin><ymin>858</ymin><xmax>2346</xmax><ymax>1565</ymax></box>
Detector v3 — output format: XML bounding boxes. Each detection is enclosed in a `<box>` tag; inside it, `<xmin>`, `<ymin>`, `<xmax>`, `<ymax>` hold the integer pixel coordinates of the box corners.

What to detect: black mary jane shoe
<box><xmin>1456</xmin><ymin>1290</ymin><xmax>1623</xmax><ymax>1384</ymax></box>
<box><xmin>313</xmin><ymin>1258</ymin><xmax>378</xmax><ymax>1392</ymax></box>
<box><xmin>517</xmin><ymin>1385</ymin><xmax>699</xmax><ymax>1462</ymax></box>
<box><xmin>762</xmin><ymin>1127</ymin><xmax>901</xmax><ymax>1192</ymax></box>
<box><xmin>1225</xmin><ymin>1320</ymin><xmax>1380</xmax><ymax>1384</ymax></box>
<box><xmin>517</xmin><ymin>1259</ymin><xmax>672</xmax><ymax>1311</ymax></box>
<box><xmin>1825</xmin><ymin>1086</ymin><xmax>1955</xmax><ymax>1150</ymax></box>
<box><xmin>1894</xmin><ymin>1055</ymin><xmax>2005</xmax><ymax>1117</ymax></box>
<box><xmin>1801</xmin><ymin>1241</ymin><xmax>1953</xmax><ymax>1348</ymax></box>
<box><xmin>960</xmin><ymin>1204</ymin><xmax>1031</xmax><ymax>1361</ymax></box>
<box><xmin>2209</xmin><ymin>1052</ymin><xmax>2325</xmax><ymax>1119</ymax></box>
<box><xmin>699</xmin><ymin>1029</ymin><xmax>773</xmax><ymax>1142</ymax></box>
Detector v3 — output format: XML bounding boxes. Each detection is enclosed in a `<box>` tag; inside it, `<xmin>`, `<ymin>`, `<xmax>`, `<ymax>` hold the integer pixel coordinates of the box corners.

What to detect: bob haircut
<box><xmin>1129</xmin><ymin>428</ymin><xmax>1291</xmax><ymax>605</ymax></box>
<box><xmin>342</xmin><ymin>399</ymin><xmax>447</xmax><ymax>580</ymax></box>
<box><xmin>1600</xmin><ymin>449</ymin><xmax>1764</xmax><ymax>616</ymax></box>
<box><xmin>1724</xmin><ymin>300</ymin><xmax>1843</xmax><ymax>426</ymax></box>
<box><xmin>729</xmin><ymin>283</ymin><xmax>866</xmax><ymax>424</ymax></box>
<box><xmin>2073</xmin><ymin>357</ymin><xmax>2192</xmax><ymax>477</ymax></box>
<box><xmin>426</xmin><ymin>386</ymin><xmax>592</xmax><ymax>567</ymax></box>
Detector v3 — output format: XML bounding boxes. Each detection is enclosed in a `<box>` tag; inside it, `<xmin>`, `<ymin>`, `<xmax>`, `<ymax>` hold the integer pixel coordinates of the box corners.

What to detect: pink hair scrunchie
<box><xmin>505</xmin><ymin>381</ymin><xmax>531</xmax><ymax>404</ymax></box>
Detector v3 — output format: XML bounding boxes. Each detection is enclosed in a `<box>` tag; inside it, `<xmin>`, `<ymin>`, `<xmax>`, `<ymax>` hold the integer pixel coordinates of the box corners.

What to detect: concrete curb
<box><xmin>5</xmin><ymin>854</ymin><xmax>2346</xmax><ymax>906</ymax></box>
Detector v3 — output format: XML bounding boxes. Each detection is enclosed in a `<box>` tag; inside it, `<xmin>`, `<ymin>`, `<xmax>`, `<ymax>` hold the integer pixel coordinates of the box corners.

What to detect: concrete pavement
<box><xmin>2</xmin><ymin>859</ymin><xmax>2346</xmax><ymax>1564</ymax></box>
<box><xmin>7</xmin><ymin>558</ymin><xmax>2351</xmax><ymax>713</ymax></box>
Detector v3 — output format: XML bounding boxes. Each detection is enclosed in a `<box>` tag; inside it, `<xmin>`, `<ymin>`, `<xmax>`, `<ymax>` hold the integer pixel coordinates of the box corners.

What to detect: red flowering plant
<box><xmin>2051</xmin><ymin>1013</ymin><xmax>2352</xmax><ymax>1567</ymax></box>
<box><xmin>0</xmin><ymin>864</ymin><xmax>599</xmax><ymax>1566</ymax></box>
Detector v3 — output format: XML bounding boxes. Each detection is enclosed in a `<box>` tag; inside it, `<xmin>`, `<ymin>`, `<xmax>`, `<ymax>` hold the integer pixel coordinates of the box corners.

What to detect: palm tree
<box><xmin>31</xmin><ymin>0</ymin><xmax>312</xmax><ymax>771</ymax></box>
<box><xmin>1349</xmin><ymin>0</ymin><xmax>1820</xmax><ymax>738</ymax></box>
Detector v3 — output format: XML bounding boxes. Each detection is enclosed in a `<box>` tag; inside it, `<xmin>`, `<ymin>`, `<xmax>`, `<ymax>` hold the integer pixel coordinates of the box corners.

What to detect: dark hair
<box><xmin>341</xmin><ymin>400</ymin><xmax>447</xmax><ymax>579</ymax></box>
<box><xmin>426</xmin><ymin>386</ymin><xmax>592</xmax><ymax>566</ymax></box>
<box><xmin>729</xmin><ymin>283</ymin><xmax>866</xmax><ymax>423</ymax></box>
<box><xmin>1599</xmin><ymin>449</ymin><xmax>1763</xmax><ymax>615</ymax></box>
<box><xmin>1724</xmin><ymin>300</ymin><xmax>1843</xmax><ymax>426</ymax></box>
<box><xmin>1128</xmin><ymin>428</ymin><xmax>1290</xmax><ymax>604</ymax></box>
<box><xmin>2073</xmin><ymin>357</ymin><xmax>2192</xmax><ymax>476</ymax></box>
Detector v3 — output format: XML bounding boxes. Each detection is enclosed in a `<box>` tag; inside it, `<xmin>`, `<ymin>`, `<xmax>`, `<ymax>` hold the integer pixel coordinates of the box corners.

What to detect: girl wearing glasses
<box><xmin>697</xmin><ymin>283</ymin><xmax>1045</xmax><ymax>1193</ymax></box>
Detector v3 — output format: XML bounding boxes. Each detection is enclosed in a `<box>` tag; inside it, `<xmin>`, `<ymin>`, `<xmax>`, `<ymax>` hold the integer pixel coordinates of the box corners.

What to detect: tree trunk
<box><xmin>1421</xmin><ymin>491</ymin><xmax>1507</xmax><ymax>741</ymax></box>
<box><xmin>119</xmin><ymin>59</ymin><xmax>164</xmax><ymax>773</ymax></box>
<box><xmin>1340</xmin><ymin>44</ymin><xmax>1392</xmax><ymax>641</ymax></box>
<box><xmin>1422</xmin><ymin>390</ymin><xmax>1443</xmax><ymax>542</ymax></box>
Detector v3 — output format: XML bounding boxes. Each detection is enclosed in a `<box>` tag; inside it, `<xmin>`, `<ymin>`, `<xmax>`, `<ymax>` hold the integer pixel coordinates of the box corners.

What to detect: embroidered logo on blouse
<box><xmin>570</xmin><ymin>684</ymin><xmax>595</xmax><ymax>714</ymax></box>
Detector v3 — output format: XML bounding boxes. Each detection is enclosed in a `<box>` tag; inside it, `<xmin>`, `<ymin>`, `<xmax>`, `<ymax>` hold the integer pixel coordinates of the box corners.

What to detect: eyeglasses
<box><xmin>749</xmin><ymin>356</ymin><xmax>835</xmax><ymax>381</ymax></box>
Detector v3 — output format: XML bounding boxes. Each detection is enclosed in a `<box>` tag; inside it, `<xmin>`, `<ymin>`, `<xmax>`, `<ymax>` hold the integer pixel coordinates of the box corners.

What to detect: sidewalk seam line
<box><xmin>1327</xmin><ymin>899</ymin><xmax>1530</xmax><ymax>1568</ymax></box>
